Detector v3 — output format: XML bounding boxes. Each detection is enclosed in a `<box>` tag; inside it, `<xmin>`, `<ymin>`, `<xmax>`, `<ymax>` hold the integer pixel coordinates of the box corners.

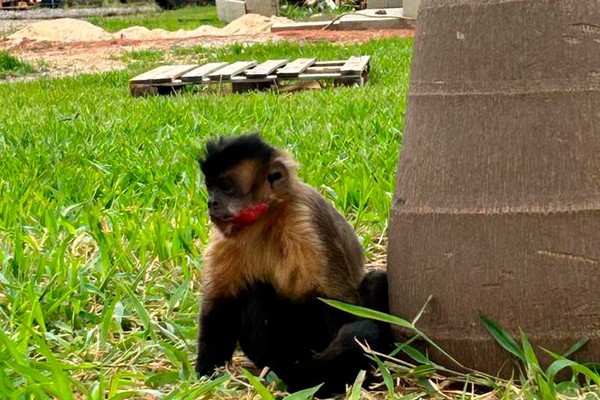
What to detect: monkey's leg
<box><xmin>238</xmin><ymin>284</ymin><xmax>319</xmax><ymax>368</ymax></box>
<box><xmin>359</xmin><ymin>270</ymin><xmax>390</xmax><ymax>313</ymax></box>
<box><xmin>238</xmin><ymin>285</ymin><xmax>281</xmax><ymax>367</ymax></box>
<box><xmin>358</xmin><ymin>270</ymin><xmax>396</xmax><ymax>352</ymax></box>
<box><xmin>195</xmin><ymin>296</ymin><xmax>241</xmax><ymax>377</ymax></box>
<box><xmin>277</xmin><ymin>320</ymin><xmax>385</xmax><ymax>396</ymax></box>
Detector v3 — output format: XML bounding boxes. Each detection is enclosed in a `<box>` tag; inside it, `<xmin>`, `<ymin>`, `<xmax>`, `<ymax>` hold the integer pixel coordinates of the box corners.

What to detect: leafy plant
<box><xmin>480</xmin><ymin>315</ymin><xmax>600</xmax><ymax>399</ymax></box>
<box><xmin>0</xmin><ymin>51</ymin><xmax>35</xmax><ymax>79</ymax></box>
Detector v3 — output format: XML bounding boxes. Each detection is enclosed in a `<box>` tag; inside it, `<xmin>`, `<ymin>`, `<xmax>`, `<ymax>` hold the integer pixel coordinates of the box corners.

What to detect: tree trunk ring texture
<box><xmin>388</xmin><ymin>0</ymin><xmax>600</xmax><ymax>375</ymax></box>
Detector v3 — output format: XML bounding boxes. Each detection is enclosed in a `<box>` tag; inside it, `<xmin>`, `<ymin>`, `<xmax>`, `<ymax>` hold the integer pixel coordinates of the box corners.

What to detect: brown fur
<box><xmin>225</xmin><ymin>160</ymin><xmax>260</xmax><ymax>196</ymax></box>
<box><xmin>202</xmin><ymin>150</ymin><xmax>364</xmax><ymax>303</ymax></box>
<box><xmin>195</xmin><ymin>135</ymin><xmax>391</xmax><ymax>396</ymax></box>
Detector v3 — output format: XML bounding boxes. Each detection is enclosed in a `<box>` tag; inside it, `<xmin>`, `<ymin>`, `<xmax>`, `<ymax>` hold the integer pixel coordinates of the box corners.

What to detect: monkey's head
<box><xmin>198</xmin><ymin>134</ymin><xmax>297</xmax><ymax>237</ymax></box>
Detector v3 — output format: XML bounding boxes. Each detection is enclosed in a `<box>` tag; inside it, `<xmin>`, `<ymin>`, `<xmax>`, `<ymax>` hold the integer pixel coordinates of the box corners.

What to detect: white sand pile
<box><xmin>7</xmin><ymin>18</ymin><xmax>113</xmax><ymax>43</ymax></box>
<box><xmin>7</xmin><ymin>14</ymin><xmax>295</xmax><ymax>44</ymax></box>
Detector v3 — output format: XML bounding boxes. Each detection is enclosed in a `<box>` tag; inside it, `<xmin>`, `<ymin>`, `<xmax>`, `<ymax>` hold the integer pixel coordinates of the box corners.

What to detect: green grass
<box><xmin>279</xmin><ymin>0</ymin><xmax>354</xmax><ymax>21</ymax></box>
<box><xmin>87</xmin><ymin>5</ymin><xmax>223</xmax><ymax>33</ymax></box>
<box><xmin>0</xmin><ymin>38</ymin><xmax>411</xmax><ymax>399</ymax></box>
<box><xmin>118</xmin><ymin>49</ymin><xmax>166</xmax><ymax>64</ymax></box>
<box><xmin>1</xmin><ymin>35</ymin><xmax>599</xmax><ymax>399</ymax></box>
<box><xmin>0</xmin><ymin>51</ymin><xmax>35</xmax><ymax>79</ymax></box>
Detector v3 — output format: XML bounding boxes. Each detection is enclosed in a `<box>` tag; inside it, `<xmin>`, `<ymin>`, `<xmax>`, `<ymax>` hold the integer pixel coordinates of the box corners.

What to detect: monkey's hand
<box><xmin>194</xmin><ymin>359</ymin><xmax>217</xmax><ymax>378</ymax></box>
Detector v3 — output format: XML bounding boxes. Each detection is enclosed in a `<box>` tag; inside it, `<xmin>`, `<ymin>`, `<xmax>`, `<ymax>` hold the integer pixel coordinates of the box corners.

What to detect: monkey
<box><xmin>194</xmin><ymin>133</ymin><xmax>393</xmax><ymax>396</ymax></box>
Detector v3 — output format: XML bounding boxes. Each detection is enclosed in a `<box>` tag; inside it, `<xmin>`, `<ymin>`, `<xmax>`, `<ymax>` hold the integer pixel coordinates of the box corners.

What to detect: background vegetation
<box><xmin>0</xmin><ymin>38</ymin><xmax>410</xmax><ymax>398</ymax></box>
<box><xmin>87</xmin><ymin>5</ymin><xmax>224</xmax><ymax>32</ymax></box>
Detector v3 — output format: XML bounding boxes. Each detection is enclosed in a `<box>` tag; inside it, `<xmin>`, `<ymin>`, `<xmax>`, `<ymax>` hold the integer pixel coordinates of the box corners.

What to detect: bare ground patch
<box><xmin>0</xmin><ymin>27</ymin><xmax>413</xmax><ymax>79</ymax></box>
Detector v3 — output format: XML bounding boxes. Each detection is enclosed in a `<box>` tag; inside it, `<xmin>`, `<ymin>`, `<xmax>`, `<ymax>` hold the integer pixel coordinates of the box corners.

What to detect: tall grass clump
<box><xmin>87</xmin><ymin>5</ymin><xmax>224</xmax><ymax>32</ymax></box>
<box><xmin>0</xmin><ymin>51</ymin><xmax>35</xmax><ymax>79</ymax></box>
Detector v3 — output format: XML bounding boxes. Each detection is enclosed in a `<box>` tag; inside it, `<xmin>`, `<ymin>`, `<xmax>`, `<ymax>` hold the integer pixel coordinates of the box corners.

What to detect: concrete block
<box><xmin>216</xmin><ymin>0</ymin><xmax>246</xmax><ymax>23</ymax></box>
<box><xmin>271</xmin><ymin>13</ymin><xmax>415</xmax><ymax>32</ymax></box>
<box><xmin>337</xmin><ymin>16</ymin><xmax>412</xmax><ymax>30</ymax></box>
<box><xmin>402</xmin><ymin>0</ymin><xmax>420</xmax><ymax>18</ymax></box>
<box><xmin>271</xmin><ymin>21</ymin><xmax>330</xmax><ymax>31</ymax></box>
<box><xmin>367</xmin><ymin>0</ymin><xmax>402</xmax><ymax>9</ymax></box>
<box><xmin>246</xmin><ymin>0</ymin><xmax>278</xmax><ymax>17</ymax></box>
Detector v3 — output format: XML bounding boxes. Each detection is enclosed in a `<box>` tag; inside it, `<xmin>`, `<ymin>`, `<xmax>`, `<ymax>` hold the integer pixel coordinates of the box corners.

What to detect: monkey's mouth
<box><xmin>209</xmin><ymin>214</ymin><xmax>237</xmax><ymax>237</ymax></box>
<box><xmin>209</xmin><ymin>213</ymin><xmax>234</xmax><ymax>223</ymax></box>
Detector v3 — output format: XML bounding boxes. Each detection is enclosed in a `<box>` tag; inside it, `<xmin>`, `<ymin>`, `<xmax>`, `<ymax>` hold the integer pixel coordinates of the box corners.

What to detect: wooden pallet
<box><xmin>129</xmin><ymin>56</ymin><xmax>371</xmax><ymax>97</ymax></box>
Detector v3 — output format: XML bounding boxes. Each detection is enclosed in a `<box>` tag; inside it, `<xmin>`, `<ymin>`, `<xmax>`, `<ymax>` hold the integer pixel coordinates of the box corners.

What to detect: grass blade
<box><xmin>519</xmin><ymin>329</ymin><xmax>541</xmax><ymax>372</ymax></box>
<box><xmin>321</xmin><ymin>298</ymin><xmax>413</xmax><ymax>329</ymax></box>
<box><xmin>348</xmin><ymin>370</ymin><xmax>366</xmax><ymax>400</ymax></box>
<box><xmin>118</xmin><ymin>282</ymin><xmax>152</xmax><ymax>333</ymax></box>
<box><xmin>480</xmin><ymin>314</ymin><xmax>523</xmax><ymax>361</ymax></box>
<box><xmin>411</xmin><ymin>295</ymin><xmax>432</xmax><ymax>326</ymax></box>
<box><xmin>544</xmin><ymin>350</ymin><xmax>600</xmax><ymax>386</ymax></box>
<box><xmin>100</xmin><ymin>293</ymin><xmax>120</xmax><ymax>349</ymax></box>
<box><xmin>282</xmin><ymin>384</ymin><xmax>323</xmax><ymax>400</ymax></box>
<box><xmin>145</xmin><ymin>371</ymin><xmax>180</xmax><ymax>388</ymax></box>
<box><xmin>562</xmin><ymin>337</ymin><xmax>589</xmax><ymax>358</ymax></box>
<box><xmin>402</xmin><ymin>345</ymin><xmax>431</xmax><ymax>365</ymax></box>
<box><xmin>242</xmin><ymin>368</ymin><xmax>275</xmax><ymax>400</ymax></box>
<box><xmin>34</xmin><ymin>336</ymin><xmax>74</xmax><ymax>400</ymax></box>
<box><xmin>372</xmin><ymin>356</ymin><xmax>395</xmax><ymax>398</ymax></box>
<box><xmin>323</xmin><ymin>298</ymin><xmax>466</xmax><ymax>369</ymax></box>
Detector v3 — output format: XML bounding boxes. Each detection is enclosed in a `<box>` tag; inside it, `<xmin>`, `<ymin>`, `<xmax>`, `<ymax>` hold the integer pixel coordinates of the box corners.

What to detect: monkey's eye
<box><xmin>220</xmin><ymin>180</ymin><xmax>235</xmax><ymax>194</ymax></box>
<box><xmin>267</xmin><ymin>172</ymin><xmax>282</xmax><ymax>185</ymax></box>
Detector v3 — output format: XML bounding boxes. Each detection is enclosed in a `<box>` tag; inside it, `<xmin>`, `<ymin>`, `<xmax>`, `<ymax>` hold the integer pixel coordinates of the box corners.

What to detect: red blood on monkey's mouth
<box><xmin>231</xmin><ymin>203</ymin><xmax>269</xmax><ymax>228</ymax></box>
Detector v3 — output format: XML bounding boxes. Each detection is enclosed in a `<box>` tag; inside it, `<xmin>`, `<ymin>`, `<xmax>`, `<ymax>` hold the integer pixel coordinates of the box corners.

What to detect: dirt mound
<box><xmin>6</xmin><ymin>14</ymin><xmax>295</xmax><ymax>44</ymax></box>
<box><xmin>7</xmin><ymin>18</ymin><xmax>113</xmax><ymax>43</ymax></box>
<box><xmin>221</xmin><ymin>14</ymin><xmax>293</xmax><ymax>35</ymax></box>
<box><xmin>113</xmin><ymin>25</ymin><xmax>225</xmax><ymax>40</ymax></box>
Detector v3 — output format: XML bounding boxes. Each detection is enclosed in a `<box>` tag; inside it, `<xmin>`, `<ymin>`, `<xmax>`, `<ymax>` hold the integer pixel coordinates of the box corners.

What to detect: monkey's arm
<box><xmin>195</xmin><ymin>296</ymin><xmax>241</xmax><ymax>376</ymax></box>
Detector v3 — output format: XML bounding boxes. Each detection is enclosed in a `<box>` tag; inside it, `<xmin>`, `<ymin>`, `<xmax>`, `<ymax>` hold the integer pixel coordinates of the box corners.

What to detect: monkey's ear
<box><xmin>267</xmin><ymin>155</ymin><xmax>297</xmax><ymax>189</ymax></box>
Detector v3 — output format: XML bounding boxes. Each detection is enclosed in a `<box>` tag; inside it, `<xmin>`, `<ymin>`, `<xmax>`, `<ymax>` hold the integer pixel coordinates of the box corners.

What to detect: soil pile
<box><xmin>7</xmin><ymin>18</ymin><xmax>113</xmax><ymax>42</ymax></box>
<box><xmin>221</xmin><ymin>14</ymin><xmax>292</xmax><ymax>35</ymax></box>
<box><xmin>6</xmin><ymin>14</ymin><xmax>295</xmax><ymax>44</ymax></box>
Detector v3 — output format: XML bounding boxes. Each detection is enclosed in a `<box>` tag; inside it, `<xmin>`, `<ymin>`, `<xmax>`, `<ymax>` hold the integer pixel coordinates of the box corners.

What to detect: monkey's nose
<box><xmin>208</xmin><ymin>200</ymin><xmax>220</xmax><ymax>209</ymax></box>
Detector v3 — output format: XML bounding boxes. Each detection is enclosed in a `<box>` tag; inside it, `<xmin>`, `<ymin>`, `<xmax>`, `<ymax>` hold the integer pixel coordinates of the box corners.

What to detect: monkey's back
<box><xmin>297</xmin><ymin>183</ymin><xmax>365</xmax><ymax>301</ymax></box>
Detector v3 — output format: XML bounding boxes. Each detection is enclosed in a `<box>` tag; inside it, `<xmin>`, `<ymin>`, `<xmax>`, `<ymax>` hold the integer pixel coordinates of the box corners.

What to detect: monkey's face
<box><xmin>204</xmin><ymin>158</ymin><xmax>289</xmax><ymax>237</ymax></box>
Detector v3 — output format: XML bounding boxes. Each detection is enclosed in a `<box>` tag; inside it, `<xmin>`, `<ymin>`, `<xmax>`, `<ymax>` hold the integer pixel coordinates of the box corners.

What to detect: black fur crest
<box><xmin>199</xmin><ymin>133</ymin><xmax>276</xmax><ymax>177</ymax></box>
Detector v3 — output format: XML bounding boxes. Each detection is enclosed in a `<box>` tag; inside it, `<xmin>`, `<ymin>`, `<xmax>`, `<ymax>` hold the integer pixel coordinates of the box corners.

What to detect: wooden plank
<box><xmin>277</xmin><ymin>58</ymin><xmax>316</xmax><ymax>78</ymax></box>
<box><xmin>131</xmin><ymin>64</ymin><xmax>198</xmax><ymax>84</ymax></box>
<box><xmin>208</xmin><ymin>61</ymin><xmax>257</xmax><ymax>81</ymax></box>
<box><xmin>231</xmin><ymin>75</ymin><xmax>277</xmax><ymax>83</ymax></box>
<box><xmin>313</xmin><ymin>60</ymin><xmax>346</xmax><ymax>67</ymax></box>
<box><xmin>149</xmin><ymin>64</ymin><xmax>199</xmax><ymax>83</ymax></box>
<box><xmin>130</xmin><ymin>65</ymin><xmax>175</xmax><ymax>84</ymax></box>
<box><xmin>297</xmin><ymin>72</ymin><xmax>342</xmax><ymax>80</ymax></box>
<box><xmin>181</xmin><ymin>62</ymin><xmax>229</xmax><ymax>82</ymax></box>
<box><xmin>154</xmin><ymin>79</ymin><xmax>188</xmax><ymax>87</ymax></box>
<box><xmin>305</xmin><ymin>66</ymin><xmax>344</xmax><ymax>74</ymax></box>
<box><xmin>340</xmin><ymin>56</ymin><xmax>371</xmax><ymax>76</ymax></box>
<box><xmin>245</xmin><ymin>59</ymin><xmax>289</xmax><ymax>78</ymax></box>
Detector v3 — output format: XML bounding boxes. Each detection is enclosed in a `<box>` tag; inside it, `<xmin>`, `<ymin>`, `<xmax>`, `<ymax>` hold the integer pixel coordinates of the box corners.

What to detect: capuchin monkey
<box><xmin>195</xmin><ymin>133</ymin><xmax>392</xmax><ymax>397</ymax></box>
